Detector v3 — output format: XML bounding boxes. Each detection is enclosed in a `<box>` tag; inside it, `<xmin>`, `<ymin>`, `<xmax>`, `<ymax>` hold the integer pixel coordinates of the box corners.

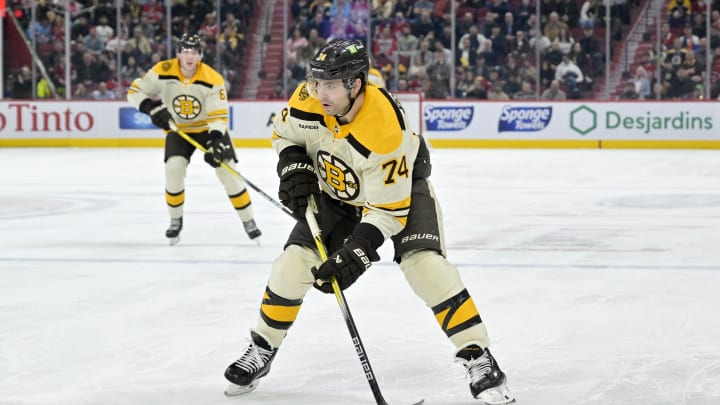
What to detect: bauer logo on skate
<box><xmin>497</xmin><ymin>105</ymin><xmax>553</xmax><ymax>132</ymax></box>
<box><xmin>424</xmin><ymin>105</ymin><xmax>474</xmax><ymax>131</ymax></box>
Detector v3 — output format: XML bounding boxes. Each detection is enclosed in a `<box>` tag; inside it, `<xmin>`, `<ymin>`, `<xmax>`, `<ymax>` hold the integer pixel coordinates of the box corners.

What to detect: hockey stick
<box><xmin>168</xmin><ymin>123</ymin><xmax>294</xmax><ymax>218</ymax></box>
<box><xmin>304</xmin><ymin>195</ymin><xmax>393</xmax><ymax>405</ymax></box>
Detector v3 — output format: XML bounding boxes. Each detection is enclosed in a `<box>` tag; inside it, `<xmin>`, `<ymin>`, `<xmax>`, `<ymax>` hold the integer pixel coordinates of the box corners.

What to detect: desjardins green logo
<box><xmin>570</xmin><ymin>105</ymin><xmax>713</xmax><ymax>135</ymax></box>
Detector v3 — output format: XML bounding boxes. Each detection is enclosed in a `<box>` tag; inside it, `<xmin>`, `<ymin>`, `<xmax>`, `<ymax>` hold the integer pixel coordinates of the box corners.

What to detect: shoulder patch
<box><xmin>298</xmin><ymin>84</ymin><xmax>310</xmax><ymax>101</ymax></box>
<box><xmin>161</xmin><ymin>61</ymin><xmax>172</xmax><ymax>71</ymax></box>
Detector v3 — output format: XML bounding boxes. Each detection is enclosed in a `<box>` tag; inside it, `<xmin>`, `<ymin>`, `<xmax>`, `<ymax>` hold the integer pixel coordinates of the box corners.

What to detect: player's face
<box><xmin>312</xmin><ymin>78</ymin><xmax>351</xmax><ymax>116</ymax></box>
<box><xmin>177</xmin><ymin>48</ymin><xmax>201</xmax><ymax>73</ymax></box>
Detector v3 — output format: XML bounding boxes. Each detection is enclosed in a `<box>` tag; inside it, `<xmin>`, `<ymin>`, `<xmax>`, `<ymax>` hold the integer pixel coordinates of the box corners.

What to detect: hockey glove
<box><xmin>277</xmin><ymin>146</ymin><xmax>319</xmax><ymax>219</ymax></box>
<box><xmin>204</xmin><ymin>130</ymin><xmax>229</xmax><ymax>168</ymax></box>
<box><xmin>139</xmin><ymin>98</ymin><xmax>172</xmax><ymax>131</ymax></box>
<box><xmin>311</xmin><ymin>237</ymin><xmax>380</xmax><ymax>293</ymax></box>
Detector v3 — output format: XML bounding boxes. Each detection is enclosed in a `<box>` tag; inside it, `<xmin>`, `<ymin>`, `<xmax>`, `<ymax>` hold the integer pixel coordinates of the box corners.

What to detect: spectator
<box><xmin>346</xmin><ymin>9</ymin><xmax>369</xmax><ymax>40</ymax></box>
<box><xmin>518</xmin><ymin>56</ymin><xmax>538</xmax><ymax>84</ymax></box>
<box><xmin>73</xmin><ymin>83</ymin><xmax>91</xmax><ymax>99</ymax></box>
<box><xmin>668</xmin><ymin>64</ymin><xmax>695</xmax><ymax>98</ymax></box>
<box><xmin>83</xmin><ymin>27</ymin><xmax>105</xmax><ymax>56</ymax></box>
<box><xmin>502</xmin><ymin>73</ymin><xmax>522</xmax><ymax>96</ymax></box>
<box><xmin>466</xmin><ymin>76</ymin><xmax>488</xmax><ymax>99</ymax></box>
<box><xmin>659</xmin><ymin>22</ymin><xmax>676</xmax><ymax>51</ymax></box>
<box><xmin>529</xmin><ymin>15</ymin><xmax>551</xmax><ymax>53</ymax></box>
<box><xmin>579</xmin><ymin>0</ymin><xmax>598</xmax><ymax>30</ymax></box>
<box><xmin>413</xmin><ymin>0</ymin><xmax>434</xmax><ymax>16</ymax></box>
<box><xmin>92</xmin><ymin>82</ymin><xmax>117</xmax><ymax>100</ymax></box>
<box><xmin>411</xmin><ymin>10</ymin><xmax>434</xmax><ymax>38</ymax></box>
<box><xmin>50</xmin><ymin>11</ymin><xmax>65</xmax><ymax>42</ymax></box>
<box><xmin>95</xmin><ymin>16</ymin><xmax>114</xmax><ymax>45</ymax></box>
<box><xmin>544</xmin><ymin>11</ymin><xmax>568</xmax><ymax>42</ymax></box>
<box><xmin>515</xmin><ymin>0</ymin><xmax>534</xmax><ymax>31</ymax></box>
<box><xmin>426</xmin><ymin>50</ymin><xmax>452</xmax><ymax>83</ymax></box>
<box><xmin>142</xmin><ymin>0</ymin><xmax>165</xmax><ymax>24</ymax></box>
<box><xmin>71</xmin><ymin>15</ymin><xmax>90</xmax><ymax>40</ymax></box>
<box><xmin>553</xmin><ymin>27</ymin><xmax>575</xmax><ymax>55</ymax></box>
<box><xmin>499</xmin><ymin>12</ymin><xmax>518</xmax><ymax>42</ymax></box>
<box><xmin>513</xmin><ymin>81</ymin><xmax>536</xmax><ymax>99</ymax></box>
<box><xmin>632</xmin><ymin>66</ymin><xmax>652</xmax><ymax>99</ymax></box>
<box><xmin>455</xmin><ymin>11</ymin><xmax>477</xmax><ymax>38</ymax></box>
<box><xmin>557</xmin><ymin>0</ymin><xmax>580</xmax><ymax>29</ymax></box>
<box><xmin>488</xmin><ymin>24</ymin><xmax>508</xmax><ymax>62</ymax></box>
<box><xmin>679</xmin><ymin>24</ymin><xmax>700</xmax><ymax>51</ymax></box>
<box><xmin>76</xmin><ymin>52</ymin><xmax>101</xmax><ymax>86</ymax></box>
<box><xmin>578</xmin><ymin>27</ymin><xmax>603</xmax><ymax>76</ymax></box>
<box><xmin>396</xmin><ymin>25</ymin><xmax>419</xmax><ymax>52</ymax></box>
<box><xmin>618</xmin><ymin>81</ymin><xmax>639</xmax><ymax>99</ymax></box>
<box><xmin>478</xmin><ymin>39</ymin><xmax>499</xmax><ymax>67</ymax></box>
<box><xmin>555</xmin><ymin>54</ymin><xmax>584</xmax><ymax>97</ymax></box>
<box><xmin>456</xmin><ymin>36</ymin><xmax>478</xmax><ymax>69</ymax></box>
<box><xmin>106</xmin><ymin>25</ymin><xmax>129</xmax><ymax>53</ymax></box>
<box><xmin>668</xmin><ymin>0</ymin><xmax>690</xmax><ymax>29</ymax></box>
<box><xmin>541</xmin><ymin>79</ymin><xmax>567</xmax><ymax>99</ymax></box>
<box><xmin>661</xmin><ymin>38</ymin><xmax>687</xmax><ymax>76</ymax></box>
<box><xmin>540</xmin><ymin>59</ymin><xmax>556</xmax><ymax>88</ymax></box>
<box><xmin>544</xmin><ymin>42</ymin><xmax>565</xmax><ymax>69</ymax></box>
<box><xmin>408</xmin><ymin>52</ymin><xmax>428</xmax><ymax>78</ymax></box>
<box><xmin>128</xmin><ymin>27</ymin><xmax>153</xmax><ymax>64</ymax></box>
<box><xmin>27</xmin><ymin>12</ymin><xmax>52</xmax><ymax>44</ymax></box>
<box><xmin>14</xmin><ymin>66</ymin><xmax>34</xmax><ymax>99</ymax></box>
<box><xmin>651</xmin><ymin>81</ymin><xmax>669</xmax><ymax>99</ymax></box>
<box><xmin>456</xmin><ymin>69</ymin><xmax>477</xmax><ymax>97</ymax></box>
<box><xmin>287</xmin><ymin>26</ymin><xmax>309</xmax><ymax>61</ymax></box>
<box><xmin>121</xmin><ymin>56</ymin><xmax>143</xmax><ymax>81</ymax></box>
<box><xmin>487</xmin><ymin>81</ymin><xmax>510</xmax><ymax>100</ymax></box>
<box><xmin>509</xmin><ymin>30</ymin><xmax>532</xmax><ymax>57</ymax></box>
<box><xmin>199</xmin><ymin>12</ymin><xmax>219</xmax><ymax>44</ymax></box>
<box><xmin>373</xmin><ymin>0</ymin><xmax>395</xmax><ymax>21</ymax></box>
<box><xmin>393</xmin><ymin>0</ymin><xmax>415</xmax><ymax>20</ymax></box>
<box><xmin>373</xmin><ymin>25</ymin><xmax>397</xmax><ymax>59</ymax></box>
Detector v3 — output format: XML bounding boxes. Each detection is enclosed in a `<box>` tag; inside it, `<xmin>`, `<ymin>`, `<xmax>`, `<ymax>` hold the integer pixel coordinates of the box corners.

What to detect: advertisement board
<box><xmin>1</xmin><ymin>100</ymin><xmax>719</xmax><ymax>148</ymax></box>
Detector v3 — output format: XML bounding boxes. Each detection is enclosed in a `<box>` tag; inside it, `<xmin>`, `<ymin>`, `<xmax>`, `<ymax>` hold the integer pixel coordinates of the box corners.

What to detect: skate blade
<box><xmin>168</xmin><ymin>236</ymin><xmax>180</xmax><ymax>246</ymax></box>
<box><xmin>477</xmin><ymin>382</ymin><xmax>515</xmax><ymax>405</ymax></box>
<box><xmin>224</xmin><ymin>381</ymin><xmax>259</xmax><ymax>396</ymax></box>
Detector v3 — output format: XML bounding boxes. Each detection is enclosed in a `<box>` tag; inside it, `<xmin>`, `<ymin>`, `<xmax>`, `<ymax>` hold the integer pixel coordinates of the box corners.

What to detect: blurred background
<box><xmin>2</xmin><ymin>0</ymin><xmax>719</xmax><ymax>101</ymax></box>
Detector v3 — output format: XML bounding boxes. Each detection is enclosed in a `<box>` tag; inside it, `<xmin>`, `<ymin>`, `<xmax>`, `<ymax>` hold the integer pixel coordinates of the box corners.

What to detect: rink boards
<box><xmin>0</xmin><ymin>99</ymin><xmax>719</xmax><ymax>148</ymax></box>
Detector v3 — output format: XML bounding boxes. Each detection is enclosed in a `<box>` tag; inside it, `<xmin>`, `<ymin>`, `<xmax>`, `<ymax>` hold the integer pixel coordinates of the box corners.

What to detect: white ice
<box><xmin>1</xmin><ymin>147</ymin><xmax>719</xmax><ymax>405</ymax></box>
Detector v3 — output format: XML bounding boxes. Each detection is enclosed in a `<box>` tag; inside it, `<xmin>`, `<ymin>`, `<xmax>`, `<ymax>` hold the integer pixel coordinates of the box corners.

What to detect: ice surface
<box><xmin>1</xmin><ymin>147</ymin><xmax>719</xmax><ymax>405</ymax></box>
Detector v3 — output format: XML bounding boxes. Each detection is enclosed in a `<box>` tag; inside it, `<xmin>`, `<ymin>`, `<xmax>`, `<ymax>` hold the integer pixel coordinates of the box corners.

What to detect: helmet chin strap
<box><xmin>335</xmin><ymin>79</ymin><xmax>359</xmax><ymax>121</ymax></box>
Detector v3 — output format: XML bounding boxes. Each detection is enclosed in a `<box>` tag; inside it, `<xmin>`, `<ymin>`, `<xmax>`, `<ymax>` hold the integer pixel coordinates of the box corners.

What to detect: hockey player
<box><xmin>127</xmin><ymin>34</ymin><xmax>261</xmax><ymax>245</ymax></box>
<box><xmin>223</xmin><ymin>39</ymin><xmax>514</xmax><ymax>404</ymax></box>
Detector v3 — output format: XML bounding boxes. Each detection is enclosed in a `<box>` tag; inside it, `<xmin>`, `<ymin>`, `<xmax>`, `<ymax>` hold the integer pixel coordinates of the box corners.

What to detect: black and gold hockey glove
<box><xmin>204</xmin><ymin>130</ymin><xmax>229</xmax><ymax>168</ymax></box>
<box><xmin>139</xmin><ymin>98</ymin><xmax>172</xmax><ymax>131</ymax></box>
<box><xmin>311</xmin><ymin>237</ymin><xmax>380</xmax><ymax>293</ymax></box>
<box><xmin>277</xmin><ymin>146</ymin><xmax>319</xmax><ymax>220</ymax></box>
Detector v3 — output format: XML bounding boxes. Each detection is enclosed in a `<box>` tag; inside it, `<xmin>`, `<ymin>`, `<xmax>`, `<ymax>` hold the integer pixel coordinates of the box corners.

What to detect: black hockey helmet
<box><xmin>177</xmin><ymin>33</ymin><xmax>203</xmax><ymax>54</ymax></box>
<box><xmin>309</xmin><ymin>38</ymin><xmax>369</xmax><ymax>87</ymax></box>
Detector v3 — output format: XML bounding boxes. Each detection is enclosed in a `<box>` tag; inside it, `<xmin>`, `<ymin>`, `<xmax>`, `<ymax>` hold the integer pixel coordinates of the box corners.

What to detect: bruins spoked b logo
<box><xmin>316</xmin><ymin>151</ymin><xmax>359</xmax><ymax>201</ymax></box>
<box><xmin>172</xmin><ymin>95</ymin><xmax>202</xmax><ymax>120</ymax></box>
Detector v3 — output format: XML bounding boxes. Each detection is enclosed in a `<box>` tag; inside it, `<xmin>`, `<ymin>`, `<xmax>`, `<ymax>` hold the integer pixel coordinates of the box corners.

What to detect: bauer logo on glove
<box><xmin>311</xmin><ymin>237</ymin><xmax>379</xmax><ymax>293</ymax></box>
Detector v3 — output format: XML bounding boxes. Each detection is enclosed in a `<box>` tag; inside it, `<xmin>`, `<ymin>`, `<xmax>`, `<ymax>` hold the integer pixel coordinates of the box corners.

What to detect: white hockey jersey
<box><xmin>127</xmin><ymin>59</ymin><xmax>229</xmax><ymax>134</ymax></box>
<box><xmin>272</xmin><ymin>82</ymin><xmax>421</xmax><ymax>239</ymax></box>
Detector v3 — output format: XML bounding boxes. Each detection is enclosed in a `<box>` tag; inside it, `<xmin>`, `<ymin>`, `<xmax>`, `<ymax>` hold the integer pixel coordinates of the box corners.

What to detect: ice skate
<box><xmin>224</xmin><ymin>330</ymin><xmax>278</xmax><ymax>396</ymax></box>
<box><xmin>165</xmin><ymin>217</ymin><xmax>183</xmax><ymax>246</ymax></box>
<box><xmin>243</xmin><ymin>219</ymin><xmax>262</xmax><ymax>243</ymax></box>
<box><xmin>455</xmin><ymin>344</ymin><xmax>515</xmax><ymax>404</ymax></box>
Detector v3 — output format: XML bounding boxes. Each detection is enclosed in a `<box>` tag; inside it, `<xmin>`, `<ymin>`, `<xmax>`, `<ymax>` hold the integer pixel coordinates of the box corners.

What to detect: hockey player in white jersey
<box><xmin>223</xmin><ymin>38</ymin><xmax>514</xmax><ymax>404</ymax></box>
<box><xmin>127</xmin><ymin>34</ymin><xmax>260</xmax><ymax>245</ymax></box>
